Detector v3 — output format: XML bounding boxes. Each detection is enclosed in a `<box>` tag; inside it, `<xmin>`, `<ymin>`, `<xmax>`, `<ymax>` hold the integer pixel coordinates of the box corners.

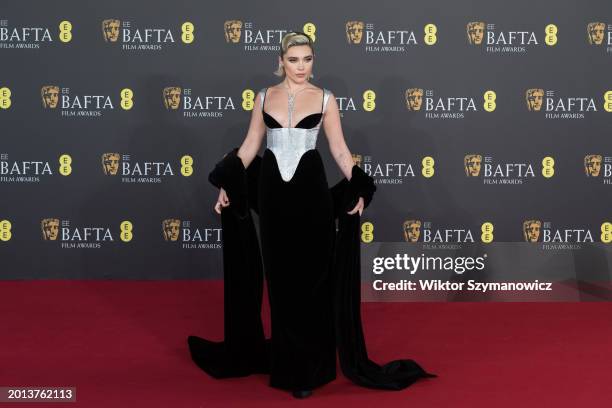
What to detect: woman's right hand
<box><xmin>214</xmin><ymin>187</ymin><xmax>230</xmax><ymax>214</ymax></box>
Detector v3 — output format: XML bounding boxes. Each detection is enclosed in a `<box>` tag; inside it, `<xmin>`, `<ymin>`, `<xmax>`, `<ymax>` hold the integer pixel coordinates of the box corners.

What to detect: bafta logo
<box><xmin>403</xmin><ymin>220</ymin><xmax>422</xmax><ymax>242</ymax></box>
<box><xmin>41</xmin><ymin>218</ymin><xmax>60</xmax><ymax>241</ymax></box>
<box><xmin>523</xmin><ymin>220</ymin><xmax>541</xmax><ymax>242</ymax></box>
<box><xmin>41</xmin><ymin>85</ymin><xmax>59</xmax><ymax>108</ymax></box>
<box><xmin>526</xmin><ymin>88</ymin><xmax>544</xmax><ymax>111</ymax></box>
<box><xmin>101</xmin><ymin>153</ymin><xmax>120</xmax><ymax>175</ymax></box>
<box><xmin>587</xmin><ymin>22</ymin><xmax>605</xmax><ymax>45</ymax></box>
<box><xmin>162</xmin><ymin>219</ymin><xmax>181</xmax><ymax>241</ymax></box>
<box><xmin>163</xmin><ymin>87</ymin><xmax>182</xmax><ymax>110</ymax></box>
<box><xmin>352</xmin><ymin>154</ymin><xmax>362</xmax><ymax>168</ymax></box>
<box><xmin>102</xmin><ymin>19</ymin><xmax>121</xmax><ymax>42</ymax></box>
<box><xmin>405</xmin><ymin>88</ymin><xmax>424</xmax><ymax>111</ymax></box>
<box><xmin>345</xmin><ymin>21</ymin><xmax>364</xmax><ymax>44</ymax></box>
<box><xmin>464</xmin><ymin>154</ymin><xmax>482</xmax><ymax>176</ymax></box>
<box><xmin>584</xmin><ymin>154</ymin><xmax>602</xmax><ymax>177</ymax></box>
<box><xmin>224</xmin><ymin>20</ymin><xmax>243</xmax><ymax>43</ymax></box>
<box><xmin>467</xmin><ymin>22</ymin><xmax>485</xmax><ymax>45</ymax></box>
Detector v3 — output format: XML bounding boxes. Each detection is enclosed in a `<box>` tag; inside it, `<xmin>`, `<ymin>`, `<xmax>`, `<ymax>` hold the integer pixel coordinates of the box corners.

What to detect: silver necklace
<box><xmin>284</xmin><ymin>81</ymin><xmax>309</xmax><ymax>128</ymax></box>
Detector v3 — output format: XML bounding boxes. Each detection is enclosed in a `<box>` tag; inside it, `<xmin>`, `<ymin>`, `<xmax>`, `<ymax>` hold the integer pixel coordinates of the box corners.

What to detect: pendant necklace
<box><xmin>284</xmin><ymin>80</ymin><xmax>309</xmax><ymax>128</ymax></box>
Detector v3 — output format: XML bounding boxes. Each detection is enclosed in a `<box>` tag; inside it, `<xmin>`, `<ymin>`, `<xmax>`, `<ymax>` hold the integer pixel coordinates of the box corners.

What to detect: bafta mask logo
<box><xmin>101</xmin><ymin>153</ymin><xmax>120</xmax><ymax>175</ymax></box>
<box><xmin>102</xmin><ymin>19</ymin><xmax>121</xmax><ymax>42</ymax></box>
<box><xmin>163</xmin><ymin>87</ymin><xmax>182</xmax><ymax>110</ymax></box>
<box><xmin>526</xmin><ymin>88</ymin><xmax>544</xmax><ymax>111</ymax></box>
<box><xmin>464</xmin><ymin>154</ymin><xmax>482</xmax><ymax>176</ymax></box>
<box><xmin>403</xmin><ymin>219</ymin><xmax>422</xmax><ymax>242</ymax></box>
<box><xmin>523</xmin><ymin>219</ymin><xmax>542</xmax><ymax>242</ymax></box>
<box><xmin>584</xmin><ymin>154</ymin><xmax>602</xmax><ymax>177</ymax></box>
<box><xmin>224</xmin><ymin>20</ymin><xmax>243</xmax><ymax>43</ymax></box>
<box><xmin>345</xmin><ymin>21</ymin><xmax>364</xmax><ymax>44</ymax></box>
<box><xmin>587</xmin><ymin>22</ymin><xmax>605</xmax><ymax>45</ymax></box>
<box><xmin>41</xmin><ymin>218</ymin><xmax>60</xmax><ymax>241</ymax></box>
<box><xmin>162</xmin><ymin>219</ymin><xmax>181</xmax><ymax>241</ymax></box>
<box><xmin>467</xmin><ymin>22</ymin><xmax>485</xmax><ymax>45</ymax></box>
<box><xmin>352</xmin><ymin>154</ymin><xmax>362</xmax><ymax>168</ymax></box>
<box><xmin>405</xmin><ymin>88</ymin><xmax>424</xmax><ymax>111</ymax></box>
<box><xmin>41</xmin><ymin>85</ymin><xmax>59</xmax><ymax>108</ymax></box>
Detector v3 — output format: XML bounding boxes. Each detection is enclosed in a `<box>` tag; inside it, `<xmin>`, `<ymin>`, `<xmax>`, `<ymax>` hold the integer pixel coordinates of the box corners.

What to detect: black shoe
<box><xmin>292</xmin><ymin>389</ymin><xmax>313</xmax><ymax>399</ymax></box>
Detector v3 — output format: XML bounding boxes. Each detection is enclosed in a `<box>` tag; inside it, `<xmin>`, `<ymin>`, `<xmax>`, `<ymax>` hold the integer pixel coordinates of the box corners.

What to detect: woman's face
<box><xmin>279</xmin><ymin>44</ymin><xmax>313</xmax><ymax>84</ymax></box>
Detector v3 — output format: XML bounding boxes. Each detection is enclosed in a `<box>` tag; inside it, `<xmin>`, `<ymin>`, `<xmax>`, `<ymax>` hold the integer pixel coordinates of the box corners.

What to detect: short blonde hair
<box><xmin>274</xmin><ymin>31</ymin><xmax>315</xmax><ymax>77</ymax></box>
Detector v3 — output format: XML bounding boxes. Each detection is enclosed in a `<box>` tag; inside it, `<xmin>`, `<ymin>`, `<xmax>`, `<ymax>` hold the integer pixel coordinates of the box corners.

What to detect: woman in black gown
<box><xmin>188</xmin><ymin>31</ymin><xmax>436</xmax><ymax>399</ymax></box>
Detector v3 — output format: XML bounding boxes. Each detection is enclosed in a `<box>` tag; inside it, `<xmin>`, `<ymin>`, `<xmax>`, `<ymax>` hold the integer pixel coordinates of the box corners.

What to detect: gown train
<box><xmin>187</xmin><ymin>147</ymin><xmax>437</xmax><ymax>391</ymax></box>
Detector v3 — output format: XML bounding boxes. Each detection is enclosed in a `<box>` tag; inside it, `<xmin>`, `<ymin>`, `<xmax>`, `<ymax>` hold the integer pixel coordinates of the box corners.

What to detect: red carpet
<box><xmin>0</xmin><ymin>280</ymin><xmax>610</xmax><ymax>407</ymax></box>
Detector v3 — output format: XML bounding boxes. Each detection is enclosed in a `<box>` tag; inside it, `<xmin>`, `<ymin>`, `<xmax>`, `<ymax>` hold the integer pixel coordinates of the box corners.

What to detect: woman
<box><xmin>188</xmin><ymin>31</ymin><xmax>436</xmax><ymax>399</ymax></box>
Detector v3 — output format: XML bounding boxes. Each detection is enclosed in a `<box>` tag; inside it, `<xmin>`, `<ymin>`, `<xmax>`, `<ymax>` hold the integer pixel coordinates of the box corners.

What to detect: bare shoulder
<box><xmin>323</xmin><ymin>88</ymin><xmax>336</xmax><ymax>107</ymax></box>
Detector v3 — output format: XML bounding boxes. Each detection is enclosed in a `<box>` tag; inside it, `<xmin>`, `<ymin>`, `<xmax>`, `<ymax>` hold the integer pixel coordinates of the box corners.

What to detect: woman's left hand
<box><xmin>347</xmin><ymin>196</ymin><xmax>364</xmax><ymax>216</ymax></box>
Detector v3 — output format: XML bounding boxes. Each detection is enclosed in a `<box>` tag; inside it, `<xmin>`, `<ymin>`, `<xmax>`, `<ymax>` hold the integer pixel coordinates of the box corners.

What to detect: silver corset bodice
<box><xmin>259</xmin><ymin>87</ymin><xmax>332</xmax><ymax>182</ymax></box>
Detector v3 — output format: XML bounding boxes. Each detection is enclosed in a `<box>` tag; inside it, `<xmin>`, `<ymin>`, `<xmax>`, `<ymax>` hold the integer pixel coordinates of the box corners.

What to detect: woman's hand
<box><xmin>347</xmin><ymin>196</ymin><xmax>364</xmax><ymax>216</ymax></box>
<box><xmin>214</xmin><ymin>187</ymin><xmax>230</xmax><ymax>214</ymax></box>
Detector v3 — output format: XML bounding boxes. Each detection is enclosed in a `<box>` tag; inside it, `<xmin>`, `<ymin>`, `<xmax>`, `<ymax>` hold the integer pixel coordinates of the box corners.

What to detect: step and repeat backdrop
<box><xmin>1</xmin><ymin>1</ymin><xmax>611</xmax><ymax>300</ymax></box>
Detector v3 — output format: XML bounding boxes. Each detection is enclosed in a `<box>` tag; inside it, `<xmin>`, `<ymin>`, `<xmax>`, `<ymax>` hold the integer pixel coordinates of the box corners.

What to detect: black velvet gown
<box><xmin>187</xmin><ymin>86</ymin><xmax>436</xmax><ymax>394</ymax></box>
<box><xmin>257</xmin><ymin>89</ymin><xmax>337</xmax><ymax>390</ymax></box>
